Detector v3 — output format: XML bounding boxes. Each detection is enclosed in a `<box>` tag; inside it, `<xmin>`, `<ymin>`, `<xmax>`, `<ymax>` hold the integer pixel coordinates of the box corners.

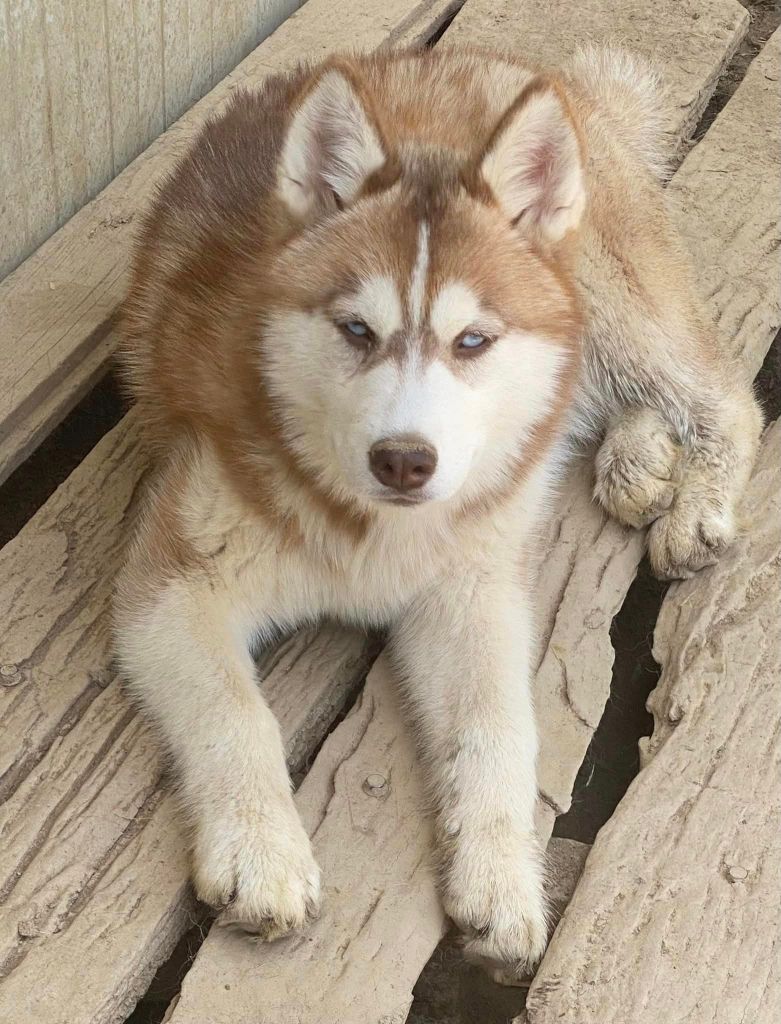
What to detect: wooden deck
<box><xmin>0</xmin><ymin>2</ymin><xmax>778</xmax><ymax>1023</ymax></box>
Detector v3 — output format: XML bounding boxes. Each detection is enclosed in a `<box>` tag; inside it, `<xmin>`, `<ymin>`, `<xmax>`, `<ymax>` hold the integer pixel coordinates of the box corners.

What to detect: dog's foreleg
<box><xmin>391</xmin><ymin>563</ymin><xmax>547</xmax><ymax>982</ymax></box>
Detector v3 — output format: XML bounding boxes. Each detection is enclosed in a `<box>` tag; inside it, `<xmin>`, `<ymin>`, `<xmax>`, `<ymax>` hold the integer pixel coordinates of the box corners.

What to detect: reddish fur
<box><xmin>120</xmin><ymin>47</ymin><xmax>584</xmax><ymax>550</ymax></box>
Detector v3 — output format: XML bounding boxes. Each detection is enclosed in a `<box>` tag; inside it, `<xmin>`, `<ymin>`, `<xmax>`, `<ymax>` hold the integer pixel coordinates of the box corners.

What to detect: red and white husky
<box><xmin>115</xmin><ymin>45</ymin><xmax>761</xmax><ymax>978</ymax></box>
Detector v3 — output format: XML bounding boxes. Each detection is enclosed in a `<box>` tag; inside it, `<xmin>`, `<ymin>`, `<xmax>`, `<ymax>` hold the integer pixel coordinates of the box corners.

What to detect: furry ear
<box><xmin>278</xmin><ymin>69</ymin><xmax>387</xmax><ymax>220</ymax></box>
<box><xmin>479</xmin><ymin>80</ymin><xmax>585</xmax><ymax>242</ymax></box>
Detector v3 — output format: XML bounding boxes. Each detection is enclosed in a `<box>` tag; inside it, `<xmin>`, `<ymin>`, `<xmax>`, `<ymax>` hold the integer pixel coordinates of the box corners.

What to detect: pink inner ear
<box><xmin>514</xmin><ymin>114</ymin><xmax>582</xmax><ymax>230</ymax></box>
<box><xmin>481</xmin><ymin>83</ymin><xmax>585</xmax><ymax>238</ymax></box>
<box><xmin>528</xmin><ymin>140</ymin><xmax>560</xmax><ymax>189</ymax></box>
<box><xmin>510</xmin><ymin>139</ymin><xmax>561</xmax><ymax>225</ymax></box>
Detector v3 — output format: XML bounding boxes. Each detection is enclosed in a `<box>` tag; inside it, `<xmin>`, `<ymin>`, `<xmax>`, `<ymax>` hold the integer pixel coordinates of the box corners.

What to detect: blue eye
<box><xmin>338</xmin><ymin>319</ymin><xmax>375</xmax><ymax>348</ymax></box>
<box><xmin>345</xmin><ymin>320</ymin><xmax>368</xmax><ymax>337</ymax></box>
<box><xmin>458</xmin><ymin>331</ymin><xmax>490</xmax><ymax>351</ymax></box>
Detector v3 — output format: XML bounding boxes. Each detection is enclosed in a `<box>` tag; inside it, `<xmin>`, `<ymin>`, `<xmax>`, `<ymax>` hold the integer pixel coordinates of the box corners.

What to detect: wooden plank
<box><xmin>2</xmin><ymin>0</ymin><xmax>59</xmax><ymax>278</ymax></box>
<box><xmin>0</xmin><ymin>0</ymin><xmax>458</xmax><ymax>486</ymax></box>
<box><xmin>666</xmin><ymin>28</ymin><xmax>781</xmax><ymax>381</ymax></box>
<box><xmin>527</xmin><ymin>419</ymin><xmax>781</xmax><ymax>1024</ymax></box>
<box><xmin>443</xmin><ymin>0</ymin><xmax>749</xmax><ymax>150</ymax></box>
<box><xmin>545</xmin><ymin>838</ymin><xmax>590</xmax><ymax>926</ymax></box>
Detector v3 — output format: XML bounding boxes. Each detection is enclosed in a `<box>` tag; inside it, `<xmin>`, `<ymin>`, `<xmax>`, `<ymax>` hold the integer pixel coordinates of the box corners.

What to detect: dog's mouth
<box><xmin>378</xmin><ymin>493</ymin><xmax>428</xmax><ymax>508</ymax></box>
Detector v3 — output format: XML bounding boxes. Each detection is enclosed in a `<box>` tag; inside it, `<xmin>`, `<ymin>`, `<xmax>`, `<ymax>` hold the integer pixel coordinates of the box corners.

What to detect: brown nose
<box><xmin>369</xmin><ymin>439</ymin><xmax>437</xmax><ymax>492</ymax></box>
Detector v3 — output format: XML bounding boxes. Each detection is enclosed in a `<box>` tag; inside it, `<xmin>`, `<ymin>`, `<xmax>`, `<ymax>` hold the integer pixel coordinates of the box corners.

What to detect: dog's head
<box><xmin>260</xmin><ymin>63</ymin><xmax>584</xmax><ymax>514</ymax></box>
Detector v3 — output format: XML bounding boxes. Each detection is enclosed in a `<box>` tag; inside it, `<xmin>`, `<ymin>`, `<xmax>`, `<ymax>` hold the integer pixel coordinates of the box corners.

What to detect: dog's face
<box><xmin>260</xmin><ymin>69</ymin><xmax>583</xmax><ymax>512</ymax></box>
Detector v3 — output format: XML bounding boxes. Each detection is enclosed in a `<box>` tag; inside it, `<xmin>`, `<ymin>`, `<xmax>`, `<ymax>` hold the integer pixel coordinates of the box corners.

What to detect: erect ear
<box><xmin>479</xmin><ymin>80</ymin><xmax>585</xmax><ymax>242</ymax></box>
<box><xmin>278</xmin><ymin>68</ymin><xmax>388</xmax><ymax>220</ymax></box>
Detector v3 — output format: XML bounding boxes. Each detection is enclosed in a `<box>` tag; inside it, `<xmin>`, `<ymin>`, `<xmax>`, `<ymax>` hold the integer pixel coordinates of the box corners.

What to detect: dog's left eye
<box><xmin>456</xmin><ymin>330</ymin><xmax>492</xmax><ymax>353</ymax></box>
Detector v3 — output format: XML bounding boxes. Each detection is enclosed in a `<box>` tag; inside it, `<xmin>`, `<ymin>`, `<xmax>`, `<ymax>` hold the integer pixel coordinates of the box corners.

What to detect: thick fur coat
<box><xmin>114</xmin><ymin>45</ymin><xmax>762</xmax><ymax>979</ymax></box>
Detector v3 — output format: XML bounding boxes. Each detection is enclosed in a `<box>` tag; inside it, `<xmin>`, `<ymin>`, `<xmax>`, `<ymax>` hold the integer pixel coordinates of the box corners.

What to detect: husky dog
<box><xmin>114</xmin><ymin>45</ymin><xmax>762</xmax><ymax>978</ymax></box>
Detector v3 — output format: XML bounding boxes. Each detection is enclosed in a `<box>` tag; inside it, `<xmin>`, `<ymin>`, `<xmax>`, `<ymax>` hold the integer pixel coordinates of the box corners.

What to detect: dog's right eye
<box><xmin>338</xmin><ymin>320</ymin><xmax>376</xmax><ymax>347</ymax></box>
<box><xmin>345</xmin><ymin>320</ymin><xmax>368</xmax><ymax>337</ymax></box>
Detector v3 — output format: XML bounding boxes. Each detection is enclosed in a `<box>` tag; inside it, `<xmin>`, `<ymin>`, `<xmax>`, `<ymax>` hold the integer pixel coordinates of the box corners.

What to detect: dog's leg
<box><xmin>114</xmin><ymin>571</ymin><xmax>320</xmax><ymax>937</ymax></box>
<box><xmin>586</xmin><ymin>299</ymin><xmax>763</xmax><ymax>579</ymax></box>
<box><xmin>390</xmin><ymin>564</ymin><xmax>546</xmax><ymax>983</ymax></box>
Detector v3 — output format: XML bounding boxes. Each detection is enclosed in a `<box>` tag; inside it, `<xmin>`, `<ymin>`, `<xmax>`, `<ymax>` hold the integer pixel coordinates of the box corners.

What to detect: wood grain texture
<box><xmin>443</xmin><ymin>0</ymin><xmax>749</xmax><ymax>150</ymax></box>
<box><xmin>527</xmin><ymin>420</ymin><xmax>781</xmax><ymax>1024</ymax></box>
<box><xmin>666</xmin><ymin>28</ymin><xmax>781</xmax><ymax>381</ymax></box>
<box><xmin>0</xmin><ymin>0</ymin><xmax>302</xmax><ymax>281</ymax></box>
<box><xmin>0</xmin><ymin>0</ymin><xmax>458</xmax><ymax>486</ymax></box>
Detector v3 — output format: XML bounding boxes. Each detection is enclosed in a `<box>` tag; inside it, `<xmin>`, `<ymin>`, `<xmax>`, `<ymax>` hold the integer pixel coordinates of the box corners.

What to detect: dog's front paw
<box><xmin>594</xmin><ymin>409</ymin><xmax>681</xmax><ymax>529</ymax></box>
<box><xmin>647</xmin><ymin>495</ymin><xmax>735</xmax><ymax>579</ymax></box>
<box><xmin>192</xmin><ymin>798</ymin><xmax>321</xmax><ymax>940</ymax></box>
<box><xmin>442</xmin><ymin>829</ymin><xmax>548</xmax><ymax>985</ymax></box>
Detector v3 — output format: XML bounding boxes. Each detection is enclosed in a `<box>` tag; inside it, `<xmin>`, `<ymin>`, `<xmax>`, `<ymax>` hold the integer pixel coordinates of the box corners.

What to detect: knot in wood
<box><xmin>726</xmin><ymin>864</ymin><xmax>749</xmax><ymax>883</ymax></box>
<box><xmin>0</xmin><ymin>664</ymin><xmax>22</xmax><ymax>687</ymax></box>
<box><xmin>363</xmin><ymin>773</ymin><xmax>388</xmax><ymax>797</ymax></box>
<box><xmin>667</xmin><ymin>700</ymin><xmax>685</xmax><ymax>723</ymax></box>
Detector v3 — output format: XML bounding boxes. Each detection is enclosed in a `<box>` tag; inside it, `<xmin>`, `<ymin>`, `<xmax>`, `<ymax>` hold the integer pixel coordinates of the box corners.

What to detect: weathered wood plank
<box><xmin>443</xmin><ymin>0</ymin><xmax>749</xmax><ymax>150</ymax></box>
<box><xmin>545</xmin><ymin>837</ymin><xmax>590</xmax><ymax>926</ymax></box>
<box><xmin>666</xmin><ymin>28</ymin><xmax>781</xmax><ymax>381</ymax></box>
<box><xmin>0</xmin><ymin>0</ymin><xmax>459</xmax><ymax>486</ymax></box>
<box><xmin>527</xmin><ymin>419</ymin><xmax>781</xmax><ymax>1024</ymax></box>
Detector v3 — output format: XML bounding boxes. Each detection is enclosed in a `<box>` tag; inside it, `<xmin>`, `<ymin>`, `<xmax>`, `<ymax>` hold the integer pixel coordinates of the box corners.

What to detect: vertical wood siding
<box><xmin>0</xmin><ymin>0</ymin><xmax>302</xmax><ymax>280</ymax></box>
